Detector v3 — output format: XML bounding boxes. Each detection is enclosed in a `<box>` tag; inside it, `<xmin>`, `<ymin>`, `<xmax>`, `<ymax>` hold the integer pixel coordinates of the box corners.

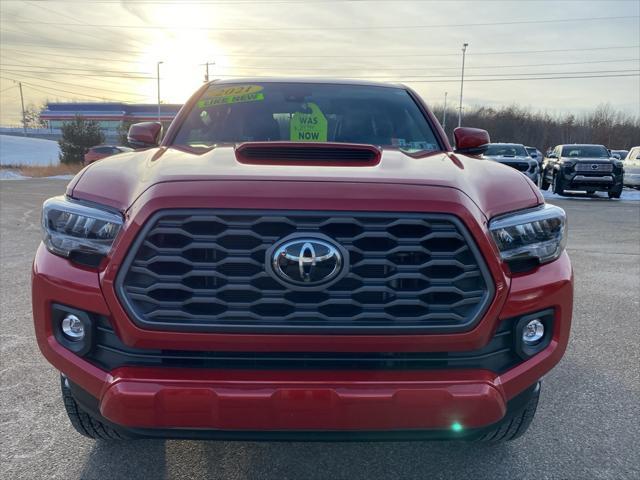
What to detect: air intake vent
<box><xmin>235</xmin><ymin>142</ymin><xmax>381</xmax><ymax>166</ymax></box>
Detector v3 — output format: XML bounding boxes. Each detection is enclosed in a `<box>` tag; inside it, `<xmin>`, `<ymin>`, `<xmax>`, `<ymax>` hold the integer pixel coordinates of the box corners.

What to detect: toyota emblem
<box><xmin>268</xmin><ymin>235</ymin><xmax>347</xmax><ymax>287</ymax></box>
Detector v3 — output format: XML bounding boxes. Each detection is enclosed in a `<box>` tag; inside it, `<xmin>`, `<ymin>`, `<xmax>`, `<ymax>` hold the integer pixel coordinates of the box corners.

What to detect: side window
<box><xmin>631</xmin><ymin>148</ymin><xmax>639</xmax><ymax>161</ymax></box>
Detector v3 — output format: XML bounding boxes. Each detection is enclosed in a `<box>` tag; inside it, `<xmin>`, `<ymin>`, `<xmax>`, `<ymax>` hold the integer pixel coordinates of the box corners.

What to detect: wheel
<box><xmin>608</xmin><ymin>184</ymin><xmax>623</xmax><ymax>199</ymax></box>
<box><xmin>539</xmin><ymin>170</ymin><xmax>551</xmax><ymax>190</ymax></box>
<box><xmin>60</xmin><ymin>375</ymin><xmax>128</xmax><ymax>440</ymax></box>
<box><xmin>552</xmin><ymin>172</ymin><xmax>565</xmax><ymax>195</ymax></box>
<box><xmin>478</xmin><ymin>383</ymin><xmax>540</xmax><ymax>442</ymax></box>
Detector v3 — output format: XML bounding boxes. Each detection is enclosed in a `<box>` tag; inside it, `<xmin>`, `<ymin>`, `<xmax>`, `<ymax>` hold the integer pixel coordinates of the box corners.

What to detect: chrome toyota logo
<box><xmin>269</xmin><ymin>236</ymin><xmax>346</xmax><ymax>287</ymax></box>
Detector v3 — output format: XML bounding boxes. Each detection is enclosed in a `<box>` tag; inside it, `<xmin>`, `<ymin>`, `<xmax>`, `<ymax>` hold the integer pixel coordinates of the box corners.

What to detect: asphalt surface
<box><xmin>1</xmin><ymin>179</ymin><xmax>639</xmax><ymax>480</ymax></box>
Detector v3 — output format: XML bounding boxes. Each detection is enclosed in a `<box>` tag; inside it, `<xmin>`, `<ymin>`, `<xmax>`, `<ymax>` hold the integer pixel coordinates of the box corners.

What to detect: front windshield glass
<box><xmin>171</xmin><ymin>82</ymin><xmax>440</xmax><ymax>153</ymax></box>
<box><xmin>561</xmin><ymin>145</ymin><xmax>609</xmax><ymax>158</ymax></box>
<box><xmin>484</xmin><ymin>144</ymin><xmax>528</xmax><ymax>156</ymax></box>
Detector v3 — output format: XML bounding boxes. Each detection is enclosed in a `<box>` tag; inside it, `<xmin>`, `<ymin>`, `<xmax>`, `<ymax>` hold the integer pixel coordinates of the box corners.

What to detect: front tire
<box><xmin>608</xmin><ymin>183</ymin><xmax>623</xmax><ymax>199</ymax></box>
<box><xmin>478</xmin><ymin>383</ymin><xmax>540</xmax><ymax>442</ymax></box>
<box><xmin>539</xmin><ymin>170</ymin><xmax>551</xmax><ymax>190</ymax></box>
<box><xmin>552</xmin><ymin>172</ymin><xmax>566</xmax><ymax>195</ymax></box>
<box><xmin>60</xmin><ymin>375</ymin><xmax>129</xmax><ymax>440</ymax></box>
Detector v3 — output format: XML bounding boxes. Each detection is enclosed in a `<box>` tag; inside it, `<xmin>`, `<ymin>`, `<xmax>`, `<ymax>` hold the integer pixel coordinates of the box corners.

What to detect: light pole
<box><xmin>18</xmin><ymin>82</ymin><xmax>26</xmax><ymax>136</ymax></box>
<box><xmin>157</xmin><ymin>61</ymin><xmax>163</xmax><ymax>122</ymax></box>
<box><xmin>203</xmin><ymin>61</ymin><xmax>215</xmax><ymax>83</ymax></box>
<box><xmin>457</xmin><ymin>43</ymin><xmax>468</xmax><ymax>128</ymax></box>
<box><xmin>442</xmin><ymin>91</ymin><xmax>448</xmax><ymax>131</ymax></box>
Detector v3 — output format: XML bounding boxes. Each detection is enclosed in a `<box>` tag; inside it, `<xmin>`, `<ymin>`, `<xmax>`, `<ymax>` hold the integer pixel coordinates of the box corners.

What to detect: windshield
<box><xmin>484</xmin><ymin>144</ymin><xmax>528</xmax><ymax>157</ymax></box>
<box><xmin>525</xmin><ymin>147</ymin><xmax>537</xmax><ymax>156</ymax></box>
<box><xmin>171</xmin><ymin>82</ymin><xmax>440</xmax><ymax>153</ymax></box>
<box><xmin>561</xmin><ymin>145</ymin><xmax>609</xmax><ymax>158</ymax></box>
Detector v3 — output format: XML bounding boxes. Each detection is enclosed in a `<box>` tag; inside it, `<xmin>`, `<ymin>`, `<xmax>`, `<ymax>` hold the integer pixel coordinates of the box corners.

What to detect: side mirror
<box><xmin>612</xmin><ymin>153</ymin><xmax>621</xmax><ymax>160</ymax></box>
<box><xmin>127</xmin><ymin>122</ymin><xmax>162</xmax><ymax>149</ymax></box>
<box><xmin>548</xmin><ymin>153</ymin><xmax>557</xmax><ymax>159</ymax></box>
<box><xmin>453</xmin><ymin>127</ymin><xmax>490</xmax><ymax>155</ymax></box>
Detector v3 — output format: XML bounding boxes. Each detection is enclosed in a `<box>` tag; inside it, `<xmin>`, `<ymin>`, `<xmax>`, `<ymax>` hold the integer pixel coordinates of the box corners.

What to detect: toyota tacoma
<box><xmin>540</xmin><ymin>144</ymin><xmax>624</xmax><ymax>198</ymax></box>
<box><xmin>33</xmin><ymin>79</ymin><xmax>572</xmax><ymax>442</ymax></box>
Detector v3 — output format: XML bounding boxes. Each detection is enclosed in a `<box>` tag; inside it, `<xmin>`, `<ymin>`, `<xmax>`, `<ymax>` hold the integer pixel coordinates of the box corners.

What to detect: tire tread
<box><xmin>60</xmin><ymin>376</ymin><xmax>127</xmax><ymax>440</ymax></box>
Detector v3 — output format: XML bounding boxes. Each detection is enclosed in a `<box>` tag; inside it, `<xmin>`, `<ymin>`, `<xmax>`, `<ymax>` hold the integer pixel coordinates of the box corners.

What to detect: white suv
<box><xmin>623</xmin><ymin>147</ymin><xmax>640</xmax><ymax>188</ymax></box>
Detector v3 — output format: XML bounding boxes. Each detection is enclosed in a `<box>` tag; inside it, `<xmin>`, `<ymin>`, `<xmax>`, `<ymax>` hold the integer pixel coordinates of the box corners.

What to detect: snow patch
<box><xmin>0</xmin><ymin>135</ymin><xmax>60</xmax><ymax>166</ymax></box>
<box><xmin>0</xmin><ymin>170</ymin><xmax>28</xmax><ymax>180</ymax></box>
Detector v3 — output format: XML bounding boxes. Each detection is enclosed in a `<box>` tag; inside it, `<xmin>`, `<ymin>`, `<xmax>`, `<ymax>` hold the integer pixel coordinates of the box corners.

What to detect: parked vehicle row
<box><xmin>484</xmin><ymin>141</ymin><xmax>638</xmax><ymax>199</ymax></box>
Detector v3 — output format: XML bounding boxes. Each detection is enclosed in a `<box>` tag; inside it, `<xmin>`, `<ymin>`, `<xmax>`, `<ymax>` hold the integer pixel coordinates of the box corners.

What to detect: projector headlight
<box><xmin>489</xmin><ymin>204</ymin><xmax>567</xmax><ymax>270</ymax></box>
<box><xmin>42</xmin><ymin>196</ymin><xmax>123</xmax><ymax>266</ymax></box>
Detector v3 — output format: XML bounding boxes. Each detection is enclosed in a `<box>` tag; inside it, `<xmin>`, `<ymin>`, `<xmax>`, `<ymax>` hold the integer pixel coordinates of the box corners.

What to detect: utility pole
<box><xmin>458</xmin><ymin>42</ymin><xmax>468</xmax><ymax>128</ymax></box>
<box><xmin>442</xmin><ymin>91</ymin><xmax>448</xmax><ymax>131</ymax></box>
<box><xmin>157</xmin><ymin>61</ymin><xmax>163</xmax><ymax>122</ymax></box>
<box><xmin>203</xmin><ymin>61</ymin><xmax>215</xmax><ymax>83</ymax></box>
<box><xmin>18</xmin><ymin>82</ymin><xmax>26</xmax><ymax>136</ymax></box>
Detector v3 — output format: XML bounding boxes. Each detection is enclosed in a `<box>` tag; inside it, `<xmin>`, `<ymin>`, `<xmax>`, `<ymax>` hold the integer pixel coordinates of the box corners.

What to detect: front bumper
<box><xmin>562</xmin><ymin>171</ymin><xmax>623</xmax><ymax>190</ymax></box>
<box><xmin>66</xmin><ymin>376</ymin><xmax>541</xmax><ymax>440</ymax></box>
<box><xmin>33</xmin><ymin>244</ymin><xmax>572</xmax><ymax>433</ymax></box>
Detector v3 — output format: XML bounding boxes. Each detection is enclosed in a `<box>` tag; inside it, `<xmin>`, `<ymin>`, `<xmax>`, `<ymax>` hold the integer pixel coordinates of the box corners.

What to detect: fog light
<box><xmin>61</xmin><ymin>314</ymin><xmax>85</xmax><ymax>341</ymax></box>
<box><xmin>522</xmin><ymin>319</ymin><xmax>544</xmax><ymax>345</ymax></box>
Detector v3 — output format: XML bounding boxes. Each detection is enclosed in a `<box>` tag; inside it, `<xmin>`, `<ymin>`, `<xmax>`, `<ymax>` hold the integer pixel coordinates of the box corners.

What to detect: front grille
<box><xmin>575</xmin><ymin>163</ymin><xmax>613</xmax><ymax>172</ymax></box>
<box><xmin>116</xmin><ymin>211</ymin><xmax>493</xmax><ymax>333</ymax></box>
<box><xmin>86</xmin><ymin>314</ymin><xmax>520</xmax><ymax>373</ymax></box>
<box><xmin>504</xmin><ymin>162</ymin><xmax>530</xmax><ymax>172</ymax></box>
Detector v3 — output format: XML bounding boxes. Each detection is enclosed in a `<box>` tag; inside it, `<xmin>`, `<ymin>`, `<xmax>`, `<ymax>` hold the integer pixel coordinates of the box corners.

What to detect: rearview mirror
<box><xmin>453</xmin><ymin>127</ymin><xmax>490</xmax><ymax>155</ymax></box>
<box><xmin>127</xmin><ymin>122</ymin><xmax>163</xmax><ymax>149</ymax></box>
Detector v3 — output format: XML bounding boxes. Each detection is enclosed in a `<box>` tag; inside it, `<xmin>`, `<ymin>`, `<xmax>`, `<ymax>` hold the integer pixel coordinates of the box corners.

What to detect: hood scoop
<box><xmin>235</xmin><ymin>142</ymin><xmax>381</xmax><ymax>166</ymax></box>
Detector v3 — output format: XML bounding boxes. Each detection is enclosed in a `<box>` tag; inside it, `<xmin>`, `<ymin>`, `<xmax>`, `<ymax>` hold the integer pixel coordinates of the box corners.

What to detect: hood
<box><xmin>68</xmin><ymin>145</ymin><xmax>541</xmax><ymax>219</ymax></box>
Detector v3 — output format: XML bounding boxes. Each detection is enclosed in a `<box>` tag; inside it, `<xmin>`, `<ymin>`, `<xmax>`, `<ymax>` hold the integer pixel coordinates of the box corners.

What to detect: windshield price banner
<box><xmin>290</xmin><ymin>103</ymin><xmax>328</xmax><ymax>142</ymax></box>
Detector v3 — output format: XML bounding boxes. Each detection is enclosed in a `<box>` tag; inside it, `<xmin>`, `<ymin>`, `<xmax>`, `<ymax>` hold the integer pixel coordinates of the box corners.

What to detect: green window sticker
<box><xmin>289</xmin><ymin>103</ymin><xmax>327</xmax><ymax>142</ymax></box>
<box><xmin>197</xmin><ymin>91</ymin><xmax>264</xmax><ymax>109</ymax></box>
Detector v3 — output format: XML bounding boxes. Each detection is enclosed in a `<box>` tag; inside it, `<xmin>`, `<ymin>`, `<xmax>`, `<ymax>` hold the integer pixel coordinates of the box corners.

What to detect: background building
<box><xmin>39</xmin><ymin>102</ymin><xmax>182</xmax><ymax>142</ymax></box>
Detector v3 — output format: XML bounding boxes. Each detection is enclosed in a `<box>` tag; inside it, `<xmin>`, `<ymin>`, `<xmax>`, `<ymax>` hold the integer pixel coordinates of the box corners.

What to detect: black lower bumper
<box><xmin>66</xmin><ymin>378</ymin><xmax>541</xmax><ymax>442</ymax></box>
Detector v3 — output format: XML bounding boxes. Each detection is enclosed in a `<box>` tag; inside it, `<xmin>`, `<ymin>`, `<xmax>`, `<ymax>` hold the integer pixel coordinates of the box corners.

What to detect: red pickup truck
<box><xmin>33</xmin><ymin>79</ymin><xmax>572</xmax><ymax>442</ymax></box>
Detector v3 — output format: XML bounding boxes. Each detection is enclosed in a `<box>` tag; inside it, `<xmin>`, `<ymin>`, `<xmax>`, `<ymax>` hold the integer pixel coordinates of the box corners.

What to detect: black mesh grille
<box><xmin>504</xmin><ymin>161</ymin><xmax>530</xmax><ymax>172</ymax></box>
<box><xmin>116</xmin><ymin>211</ymin><xmax>493</xmax><ymax>333</ymax></box>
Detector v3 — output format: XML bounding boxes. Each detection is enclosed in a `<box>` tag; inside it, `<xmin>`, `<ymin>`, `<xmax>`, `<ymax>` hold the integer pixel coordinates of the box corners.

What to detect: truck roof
<box><xmin>209</xmin><ymin>77</ymin><xmax>406</xmax><ymax>89</ymax></box>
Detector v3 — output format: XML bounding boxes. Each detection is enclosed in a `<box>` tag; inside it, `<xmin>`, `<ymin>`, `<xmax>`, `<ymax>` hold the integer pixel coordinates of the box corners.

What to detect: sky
<box><xmin>0</xmin><ymin>0</ymin><xmax>639</xmax><ymax>125</ymax></box>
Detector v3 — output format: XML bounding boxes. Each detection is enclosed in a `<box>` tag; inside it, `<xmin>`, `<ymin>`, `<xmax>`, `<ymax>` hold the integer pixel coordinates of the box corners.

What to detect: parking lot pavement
<box><xmin>1</xmin><ymin>179</ymin><xmax>638</xmax><ymax>480</ymax></box>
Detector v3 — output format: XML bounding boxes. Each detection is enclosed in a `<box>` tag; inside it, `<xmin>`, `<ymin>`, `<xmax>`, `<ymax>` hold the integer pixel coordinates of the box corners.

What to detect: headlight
<box><xmin>489</xmin><ymin>204</ymin><xmax>567</xmax><ymax>271</ymax></box>
<box><xmin>42</xmin><ymin>196</ymin><xmax>123</xmax><ymax>266</ymax></box>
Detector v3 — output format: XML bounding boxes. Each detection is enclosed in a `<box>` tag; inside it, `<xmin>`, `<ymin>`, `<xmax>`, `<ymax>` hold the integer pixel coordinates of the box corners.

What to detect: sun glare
<box><xmin>133</xmin><ymin>5</ymin><xmax>228</xmax><ymax>104</ymax></box>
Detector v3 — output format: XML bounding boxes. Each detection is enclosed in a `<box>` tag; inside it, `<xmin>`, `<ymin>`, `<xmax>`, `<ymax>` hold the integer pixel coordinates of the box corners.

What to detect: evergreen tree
<box><xmin>58</xmin><ymin>115</ymin><xmax>105</xmax><ymax>164</ymax></box>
